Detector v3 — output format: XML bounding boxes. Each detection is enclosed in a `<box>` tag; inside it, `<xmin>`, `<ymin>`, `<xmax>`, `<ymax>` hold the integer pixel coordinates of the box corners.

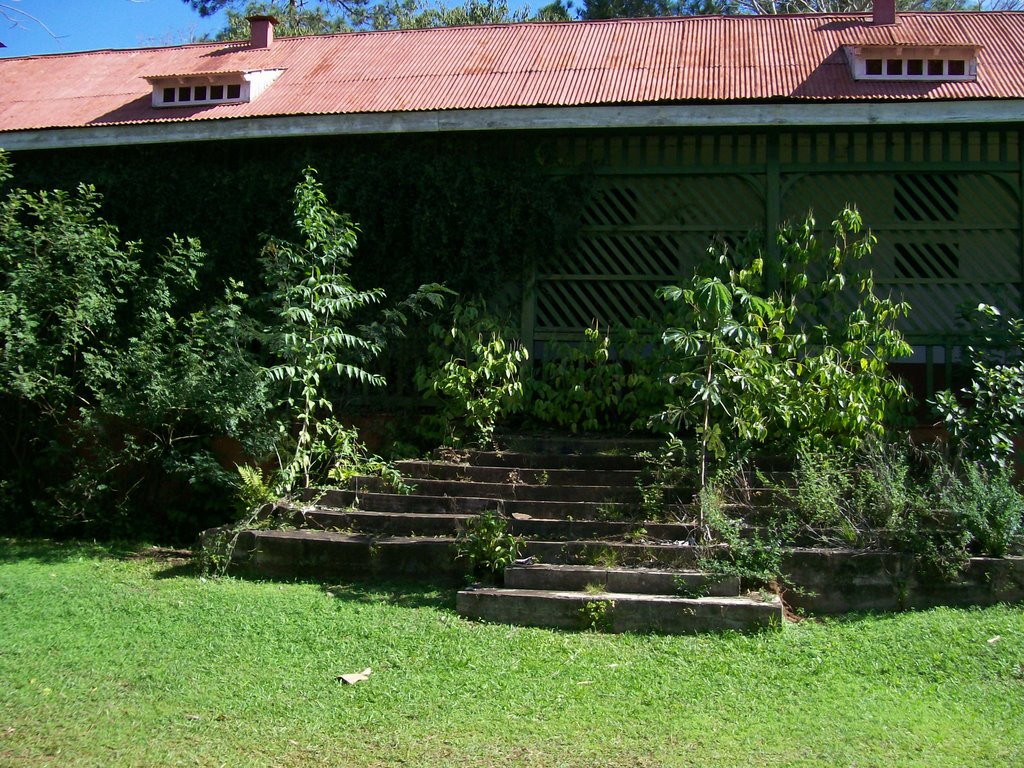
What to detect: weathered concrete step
<box><xmin>232</xmin><ymin>529</ymin><xmax>460</xmax><ymax>580</ymax></box>
<box><xmin>297</xmin><ymin>488</ymin><xmax>498</xmax><ymax>514</ymax></box>
<box><xmin>522</xmin><ymin>539</ymin><xmax>714</xmax><ymax>568</ymax></box>
<box><xmin>294</xmin><ymin>507</ymin><xmax>699</xmax><ymax>541</ymax></box>
<box><xmin>504</xmin><ymin>564</ymin><xmax>740</xmax><ymax>596</ymax></box>
<box><xmin>447</xmin><ymin>450</ymin><xmax>649</xmax><ymax>472</ymax></box>
<box><xmin>298</xmin><ymin>489</ymin><xmax>638</xmax><ymax>520</ymax></box>
<box><xmin>297</xmin><ymin>508</ymin><xmax>474</xmax><ymax>537</ymax></box>
<box><xmin>498</xmin><ymin>435</ymin><xmax>664</xmax><ymax>456</ymax></box>
<box><xmin>351</xmin><ymin>475</ymin><xmax>642</xmax><ymax>504</ymax></box>
<box><xmin>396</xmin><ymin>460</ymin><xmax>642</xmax><ymax>487</ymax></box>
<box><xmin>456</xmin><ymin>587</ymin><xmax>783</xmax><ymax>633</ymax></box>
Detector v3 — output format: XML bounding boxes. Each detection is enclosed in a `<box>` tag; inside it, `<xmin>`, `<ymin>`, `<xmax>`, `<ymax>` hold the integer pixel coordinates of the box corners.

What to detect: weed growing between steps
<box><xmin>454</xmin><ymin>509</ymin><xmax>523</xmax><ymax>581</ymax></box>
<box><xmin>579</xmin><ymin>598</ymin><xmax>615</xmax><ymax>631</ymax></box>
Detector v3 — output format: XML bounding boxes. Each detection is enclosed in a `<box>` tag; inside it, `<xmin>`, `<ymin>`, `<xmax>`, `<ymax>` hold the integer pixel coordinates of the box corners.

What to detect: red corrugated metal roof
<box><xmin>2</xmin><ymin>12</ymin><xmax>1023</xmax><ymax>133</ymax></box>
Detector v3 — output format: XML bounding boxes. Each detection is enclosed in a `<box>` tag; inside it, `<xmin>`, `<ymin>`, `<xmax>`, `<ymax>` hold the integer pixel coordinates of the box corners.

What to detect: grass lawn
<box><xmin>1</xmin><ymin>539</ymin><xmax>1022</xmax><ymax>767</ymax></box>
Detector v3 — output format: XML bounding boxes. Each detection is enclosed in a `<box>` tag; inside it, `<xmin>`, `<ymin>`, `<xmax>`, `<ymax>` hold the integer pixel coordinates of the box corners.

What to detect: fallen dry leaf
<box><xmin>337</xmin><ymin>667</ymin><xmax>373</xmax><ymax>685</ymax></box>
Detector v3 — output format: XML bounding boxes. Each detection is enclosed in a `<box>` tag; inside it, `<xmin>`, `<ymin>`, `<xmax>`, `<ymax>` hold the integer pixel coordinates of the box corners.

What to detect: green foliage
<box><xmin>454</xmin><ymin>509</ymin><xmax>522</xmax><ymax>580</ymax></box>
<box><xmin>943</xmin><ymin>463</ymin><xmax>1024</xmax><ymax>559</ymax></box>
<box><xmin>773</xmin><ymin>441</ymin><xmax>1024</xmax><ymax>579</ymax></box>
<box><xmin>0</xmin><ymin>150</ymin><xmax>273</xmax><ymax>541</ymax></box>
<box><xmin>235</xmin><ymin>464</ymin><xmax>277</xmax><ymax>517</ymax></box>
<box><xmin>656</xmin><ymin>207</ymin><xmax>911</xmax><ymax>489</ymax></box>
<box><xmin>697</xmin><ymin>485</ymin><xmax>786</xmax><ymax>587</ymax></box>
<box><xmin>417</xmin><ymin>301</ymin><xmax>528</xmax><ymax>447</ymax></box>
<box><xmin>0</xmin><ymin>154</ymin><xmax>434</xmax><ymax>541</ymax></box>
<box><xmin>256</xmin><ymin>167</ymin><xmax>445</xmax><ymax>493</ymax></box>
<box><xmin>526</xmin><ymin>322</ymin><xmax>672</xmax><ymax>434</ymax></box>
<box><xmin>324</xmin><ymin>422</ymin><xmax>413</xmax><ymax>494</ymax></box>
<box><xmin>933</xmin><ymin>304</ymin><xmax>1024</xmax><ymax>472</ymax></box>
<box><xmin>578</xmin><ymin>598</ymin><xmax>615</xmax><ymax>632</ymax></box>
<box><xmin>258</xmin><ymin>167</ymin><xmax>387</xmax><ymax>491</ymax></box>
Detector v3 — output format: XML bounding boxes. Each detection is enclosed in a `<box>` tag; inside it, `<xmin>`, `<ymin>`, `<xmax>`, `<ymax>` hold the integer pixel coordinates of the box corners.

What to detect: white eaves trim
<box><xmin>3</xmin><ymin>100</ymin><xmax>1024</xmax><ymax>151</ymax></box>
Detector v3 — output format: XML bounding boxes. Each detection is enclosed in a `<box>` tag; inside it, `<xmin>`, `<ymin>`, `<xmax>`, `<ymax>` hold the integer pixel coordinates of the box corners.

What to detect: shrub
<box><xmin>943</xmin><ymin>463</ymin><xmax>1024</xmax><ymax>558</ymax></box>
<box><xmin>933</xmin><ymin>304</ymin><xmax>1024</xmax><ymax>472</ymax></box>
<box><xmin>526</xmin><ymin>321</ymin><xmax>673</xmax><ymax>434</ymax></box>
<box><xmin>416</xmin><ymin>301</ymin><xmax>528</xmax><ymax>447</ymax></box>
<box><xmin>0</xmin><ymin>150</ymin><xmax>273</xmax><ymax>540</ymax></box>
<box><xmin>656</xmin><ymin>207</ymin><xmax>911</xmax><ymax>488</ymax></box>
<box><xmin>454</xmin><ymin>509</ymin><xmax>522</xmax><ymax>580</ymax></box>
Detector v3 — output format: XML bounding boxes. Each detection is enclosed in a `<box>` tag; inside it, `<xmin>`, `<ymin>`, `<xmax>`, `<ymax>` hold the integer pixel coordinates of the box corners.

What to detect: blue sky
<box><xmin>0</xmin><ymin>0</ymin><xmax>230</xmax><ymax>58</ymax></box>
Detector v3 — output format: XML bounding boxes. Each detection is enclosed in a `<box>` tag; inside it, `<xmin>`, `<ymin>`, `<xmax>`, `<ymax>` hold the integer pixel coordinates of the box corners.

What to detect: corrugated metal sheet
<box><xmin>2</xmin><ymin>12</ymin><xmax>1024</xmax><ymax>132</ymax></box>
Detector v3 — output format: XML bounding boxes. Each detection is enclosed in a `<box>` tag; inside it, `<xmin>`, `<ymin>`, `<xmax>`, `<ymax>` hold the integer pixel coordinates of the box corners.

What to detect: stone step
<box><xmin>446</xmin><ymin>450</ymin><xmax>650</xmax><ymax>472</ymax></box>
<box><xmin>456</xmin><ymin>587</ymin><xmax>783</xmax><ymax>634</ymax></box>
<box><xmin>232</xmin><ymin>529</ymin><xmax>460</xmax><ymax>580</ymax></box>
<box><xmin>297</xmin><ymin>488</ymin><xmax>498</xmax><ymax>514</ymax></box>
<box><xmin>297</xmin><ymin>508</ymin><xmax>474</xmax><ymax>537</ymax></box>
<box><xmin>504</xmin><ymin>563</ymin><xmax>740</xmax><ymax>596</ymax></box>
<box><xmin>350</xmin><ymin>475</ymin><xmax>642</xmax><ymax>504</ymax></box>
<box><xmin>298</xmin><ymin>489</ymin><xmax>639</xmax><ymax>520</ymax></box>
<box><xmin>396</xmin><ymin>460</ymin><xmax>642</xmax><ymax>487</ymax></box>
<box><xmin>497</xmin><ymin>434</ymin><xmax>664</xmax><ymax>456</ymax></box>
<box><xmin>293</xmin><ymin>506</ymin><xmax>700</xmax><ymax>541</ymax></box>
<box><xmin>522</xmin><ymin>539</ymin><xmax>713</xmax><ymax>568</ymax></box>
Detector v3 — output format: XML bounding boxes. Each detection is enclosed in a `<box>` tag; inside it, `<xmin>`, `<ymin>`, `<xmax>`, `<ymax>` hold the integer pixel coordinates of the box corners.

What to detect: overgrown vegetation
<box><xmin>454</xmin><ymin>509</ymin><xmax>522</xmax><ymax>580</ymax></box>
<box><xmin>4</xmin><ymin>136</ymin><xmax>1024</xmax><ymax>587</ymax></box>
<box><xmin>416</xmin><ymin>301</ymin><xmax>529</xmax><ymax>447</ymax></box>
<box><xmin>526</xmin><ymin>321</ymin><xmax>672</xmax><ymax>434</ymax></box>
<box><xmin>0</xmin><ymin>154</ymin><xmax>434</xmax><ymax>542</ymax></box>
<box><xmin>655</xmin><ymin>208</ymin><xmax>911</xmax><ymax>489</ymax></box>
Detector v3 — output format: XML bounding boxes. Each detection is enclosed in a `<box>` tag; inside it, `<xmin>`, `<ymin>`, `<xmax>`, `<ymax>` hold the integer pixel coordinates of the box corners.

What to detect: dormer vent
<box><xmin>146</xmin><ymin>69</ymin><xmax>285</xmax><ymax>108</ymax></box>
<box><xmin>248</xmin><ymin>15</ymin><xmax>277</xmax><ymax>49</ymax></box>
<box><xmin>846</xmin><ymin>45</ymin><xmax>979</xmax><ymax>82</ymax></box>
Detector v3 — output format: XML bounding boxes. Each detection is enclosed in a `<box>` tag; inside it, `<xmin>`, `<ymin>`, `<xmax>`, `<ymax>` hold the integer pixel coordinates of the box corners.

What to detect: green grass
<box><xmin>1</xmin><ymin>539</ymin><xmax>1023</xmax><ymax>767</ymax></box>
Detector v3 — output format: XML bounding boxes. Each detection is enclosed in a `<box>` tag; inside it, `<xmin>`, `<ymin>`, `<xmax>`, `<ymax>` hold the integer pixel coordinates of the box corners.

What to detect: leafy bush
<box><xmin>416</xmin><ymin>301</ymin><xmax>528</xmax><ymax>447</ymax></box>
<box><xmin>942</xmin><ymin>463</ymin><xmax>1024</xmax><ymax>558</ymax></box>
<box><xmin>526</xmin><ymin>321</ymin><xmax>673</xmax><ymax>434</ymax></box>
<box><xmin>656</xmin><ymin>208</ymin><xmax>911</xmax><ymax>488</ymax></box>
<box><xmin>0</xmin><ymin>155</ymin><xmax>438</xmax><ymax>541</ymax></box>
<box><xmin>933</xmin><ymin>304</ymin><xmax>1024</xmax><ymax>471</ymax></box>
<box><xmin>0</xmin><ymin>151</ymin><xmax>273</xmax><ymax>540</ymax></box>
<box><xmin>454</xmin><ymin>509</ymin><xmax>522</xmax><ymax>580</ymax></box>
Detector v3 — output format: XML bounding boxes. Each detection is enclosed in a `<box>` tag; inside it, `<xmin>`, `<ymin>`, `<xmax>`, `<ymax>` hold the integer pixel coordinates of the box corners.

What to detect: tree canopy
<box><xmin>190</xmin><ymin>0</ymin><xmax>1011</xmax><ymax>39</ymax></box>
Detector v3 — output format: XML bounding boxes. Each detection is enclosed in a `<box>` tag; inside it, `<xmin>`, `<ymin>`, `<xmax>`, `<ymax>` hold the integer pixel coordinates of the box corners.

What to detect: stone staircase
<box><xmin>227</xmin><ymin>439</ymin><xmax>783</xmax><ymax>634</ymax></box>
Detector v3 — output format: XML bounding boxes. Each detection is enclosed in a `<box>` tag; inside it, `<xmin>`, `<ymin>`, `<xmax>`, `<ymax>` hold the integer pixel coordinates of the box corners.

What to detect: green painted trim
<box><xmin>766</xmin><ymin>133</ymin><xmax>781</xmax><ymax>289</ymax></box>
<box><xmin>1019</xmin><ymin>131</ymin><xmax>1024</xmax><ymax>314</ymax></box>
<box><xmin>520</xmin><ymin>266</ymin><xmax>537</xmax><ymax>358</ymax></box>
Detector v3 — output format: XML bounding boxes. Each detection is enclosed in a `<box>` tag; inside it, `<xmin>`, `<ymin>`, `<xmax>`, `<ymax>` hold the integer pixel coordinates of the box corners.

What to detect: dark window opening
<box><xmin>886</xmin><ymin>59</ymin><xmax>904</xmax><ymax>76</ymax></box>
<box><xmin>162</xmin><ymin>87</ymin><xmax>175</xmax><ymax>103</ymax></box>
<box><xmin>907</xmin><ymin>59</ymin><xmax>924</xmax><ymax>76</ymax></box>
<box><xmin>866</xmin><ymin>59</ymin><xmax>883</xmax><ymax>75</ymax></box>
<box><xmin>210</xmin><ymin>84</ymin><xmax>224</xmax><ymax>100</ymax></box>
<box><xmin>194</xmin><ymin>85</ymin><xmax>207</xmax><ymax>101</ymax></box>
<box><xmin>948</xmin><ymin>59</ymin><xmax>966</xmax><ymax>76</ymax></box>
<box><xmin>178</xmin><ymin>86</ymin><xmax>191</xmax><ymax>102</ymax></box>
<box><xmin>226</xmin><ymin>83</ymin><xmax>241</xmax><ymax>99</ymax></box>
<box><xmin>927</xmin><ymin>59</ymin><xmax>944</xmax><ymax>76</ymax></box>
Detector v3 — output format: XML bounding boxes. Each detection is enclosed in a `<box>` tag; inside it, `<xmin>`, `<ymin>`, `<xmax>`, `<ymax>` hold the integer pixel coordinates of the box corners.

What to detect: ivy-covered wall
<box><xmin>8</xmin><ymin>132</ymin><xmax>584</xmax><ymax>310</ymax></box>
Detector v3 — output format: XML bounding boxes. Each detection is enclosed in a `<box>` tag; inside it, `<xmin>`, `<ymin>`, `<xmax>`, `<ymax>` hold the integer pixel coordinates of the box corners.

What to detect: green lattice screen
<box><xmin>783</xmin><ymin>171</ymin><xmax>1021</xmax><ymax>339</ymax></box>
<box><xmin>534</xmin><ymin>174</ymin><xmax>765</xmax><ymax>342</ymax></box>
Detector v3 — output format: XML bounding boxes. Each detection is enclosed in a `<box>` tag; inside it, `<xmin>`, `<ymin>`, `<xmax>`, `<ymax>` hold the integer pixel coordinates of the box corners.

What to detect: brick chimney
<box><xmin>248</xmin><ymin>15</ymin><xmax>277</xmax><ymax>49</ymax></box>
<box><xmin>873</xmin><ymin>0</ymin><xmax>896</xmax><ymax>26</ymax></box>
